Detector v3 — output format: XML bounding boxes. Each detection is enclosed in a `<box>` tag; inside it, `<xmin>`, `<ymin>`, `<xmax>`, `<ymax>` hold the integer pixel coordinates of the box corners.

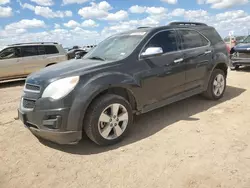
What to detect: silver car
<box><xmin>0</xmin><ymin>42</ymin><xmax>68</xmax><ymax>81</ymax></box>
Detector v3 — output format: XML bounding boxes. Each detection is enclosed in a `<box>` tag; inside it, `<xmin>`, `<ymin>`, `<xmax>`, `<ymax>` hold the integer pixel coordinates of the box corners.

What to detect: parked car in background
<box><xmin>75</xmin><ymin>50</ymin><xmax>88</xmax><ymax>59</ymax></box>
<box><xmin>230</xmin><ymin>35</ymin><xmax>250</xmax><ymax>70</ymax></box>
<box><xmin>18</xmin><ymin>22</ymin><xmax>229</xmax><ymax>146</ymax></box>
<box><xmin>82</xmin><ymin>45</ymin><xmax>97</xmax><ymax>52</ymax></box>
<box><xmin>67</xmin><ymin>48</ymin><xmax>87</xmax><ymax>59</ymax></box>
<box><xmin>0</xmin><ymin>42</ymin><xmax>67</xmax><ymax>81</ymax></box>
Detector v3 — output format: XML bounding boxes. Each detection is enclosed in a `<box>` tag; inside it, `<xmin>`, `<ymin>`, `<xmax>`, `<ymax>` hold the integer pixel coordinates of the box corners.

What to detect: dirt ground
<box><xmin>1</xmin><ymin>69</ymin><xmax>250</xmax><ymax>188</ymax></box>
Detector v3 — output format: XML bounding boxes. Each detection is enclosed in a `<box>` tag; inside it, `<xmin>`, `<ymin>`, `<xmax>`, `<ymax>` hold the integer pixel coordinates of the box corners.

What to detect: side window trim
<box><xmin>177</xmin><ymin>28</ymin><xmax>211</xmax><ymax>51</ymax></box>
<box><xmin>139</xmin><ymin>29</ymin><xmax>180</xmax><ymax>60</ymax></box>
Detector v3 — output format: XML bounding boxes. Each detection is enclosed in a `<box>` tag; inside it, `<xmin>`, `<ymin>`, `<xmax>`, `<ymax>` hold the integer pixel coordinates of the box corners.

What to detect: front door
<box><xmin>137</xmin><ymin>29</ymin><xmax>186</xmax><ymax>105</ymax></box>
<box><xmin>0</xmin><ymin>47</ymin><xmax>24</xmax><ymax>79</ymax></box>
<box><xmin>177</xmin><ymin>29</ymin><xmax>212</xmax><ymax>91</ymax></box>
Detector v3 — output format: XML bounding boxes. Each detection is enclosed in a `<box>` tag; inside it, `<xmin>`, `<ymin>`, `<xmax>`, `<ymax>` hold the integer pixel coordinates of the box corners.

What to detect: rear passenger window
<box><xmin>44</xmin><ymin>45</ymin><xmax>59</xmax><ymax>54</ymax></box>
<box><xmin>22</xmin><ymin>46</ymin><xmax>38</xmax><ymax>57</ymax></box>
<box><xmin>179</xmin><ymin>30</ymin><xmax>208</xmax><ymax>49</ymax></box>
<box><xmin>38</xmin><ymin>46</ymin><xmax>46</xmax><ymax>55</ymax></box>
<box><xmin>201</xmin><ymin>28</ymin><xmax>223</xmax><ymax>45</ymax></box>
<box><xmin>144</xmin><ymin>30</ymin><xmax>178</xmax><ymax>53</ymax></box>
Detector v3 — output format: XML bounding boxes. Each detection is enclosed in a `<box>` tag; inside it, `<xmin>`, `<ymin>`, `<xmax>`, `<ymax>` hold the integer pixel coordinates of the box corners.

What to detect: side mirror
<box><xmin>141</xmin><ymin>47</ymin><xmax>163</xmax><ymax>58</ymax></box>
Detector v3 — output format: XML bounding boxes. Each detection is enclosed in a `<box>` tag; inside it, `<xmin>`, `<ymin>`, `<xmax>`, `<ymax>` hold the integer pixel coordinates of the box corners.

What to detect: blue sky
<box><xmin>0</xmin><ymin>0</ymin><xmax>250</xmax><ymax>48</ymax></box>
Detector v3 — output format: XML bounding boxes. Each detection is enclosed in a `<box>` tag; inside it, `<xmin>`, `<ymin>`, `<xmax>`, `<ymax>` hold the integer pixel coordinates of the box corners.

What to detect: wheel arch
<box><xmin>46</xmin><ymin>63</ymin><xmax>57</xmax><ymax>67</ymax></box>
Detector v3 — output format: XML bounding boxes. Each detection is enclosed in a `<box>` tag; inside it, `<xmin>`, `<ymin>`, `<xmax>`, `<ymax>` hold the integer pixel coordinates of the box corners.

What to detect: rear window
<box><xmin>178</xmin><ymin>30</ymin><xmax>209</xmax><ymax>49</ymax></box>
<box><xmin>200</xmin><ymin>28</ymin><xmax>223</xmax><ymax>45</ymax></box>
<box><xmin>44</xmin><ymin>45</ymin><xmax>59</xmax><ymax>54</ymax></box>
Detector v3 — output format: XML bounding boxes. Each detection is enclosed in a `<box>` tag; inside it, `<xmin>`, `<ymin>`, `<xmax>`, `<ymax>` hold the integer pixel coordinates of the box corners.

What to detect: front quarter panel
<box><xmin>67</xmin><ymin>72</ymin><xmax>139</xmax><ymax>131</ymax></box>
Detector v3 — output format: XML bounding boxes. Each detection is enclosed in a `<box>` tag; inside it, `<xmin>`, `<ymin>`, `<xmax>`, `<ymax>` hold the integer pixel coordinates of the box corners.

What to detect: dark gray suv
<box><xmin>18</xmin><ymin>22</ymin><xmax>229</xmax><ymax>146</ymax></box>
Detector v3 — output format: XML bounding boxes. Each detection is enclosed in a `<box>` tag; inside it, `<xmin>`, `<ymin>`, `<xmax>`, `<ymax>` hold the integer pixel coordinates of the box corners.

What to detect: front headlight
<box><xmin>42</xmin><ymin>76</ymin><xmax>79</xmax><ymax>100</ymax></box>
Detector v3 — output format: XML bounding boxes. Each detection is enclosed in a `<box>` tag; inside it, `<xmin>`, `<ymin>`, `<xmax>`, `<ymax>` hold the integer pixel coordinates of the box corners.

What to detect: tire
<box><xmin>230</xmin><ymin>65</ymin><xmax>240</xmax><ymax>70</ymax></box>
<box><xmin>203</xmin><ymin>69</ymin><xmax>226</xmax><ymax>100</ymax></box>
<box><xmin>83</xmin><ymin>94</ymin><xmax>133</xmax><ymax>146</ymax></box>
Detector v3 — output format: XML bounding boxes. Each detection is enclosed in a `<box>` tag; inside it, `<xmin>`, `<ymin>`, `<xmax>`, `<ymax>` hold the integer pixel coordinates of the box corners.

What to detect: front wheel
<box><xmin>83</xmin><ymin>94</ymin><xmax>133</xmax><ymax>146</ymax></box>
<box><xmin>203</xmin><ymin>69</ymin><xmax>226</xmax><ymax>100</ymax></box>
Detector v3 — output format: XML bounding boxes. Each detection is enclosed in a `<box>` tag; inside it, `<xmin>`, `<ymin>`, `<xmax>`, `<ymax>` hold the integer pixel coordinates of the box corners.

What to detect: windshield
<box><xmin>84</xmin><ymin>32</ymin><xmax>146</xmax><ymax>61</ymax></box>
<box><xmin>242</xmin><ymin>36</ymin><xmax>250</xmax><ymax>43</ymax></box>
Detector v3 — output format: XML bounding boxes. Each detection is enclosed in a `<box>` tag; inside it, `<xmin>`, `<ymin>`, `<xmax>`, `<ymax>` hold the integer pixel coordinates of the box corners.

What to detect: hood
<box><xmin>234</xmin><ymin>43</ymin><xmax>250</xmax><ymax>52</ymax></box>
<box><xmin>26</xmin><ymin>59</ymin><xmax>114</xmax><ymax>86</ymax></box>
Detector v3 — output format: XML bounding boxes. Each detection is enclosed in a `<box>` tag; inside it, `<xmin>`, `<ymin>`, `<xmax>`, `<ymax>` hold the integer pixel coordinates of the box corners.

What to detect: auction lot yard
<box><xmin>1</xmin><ymin>69</ymin><xmax>250</xmax><ymax>188</ymax></box>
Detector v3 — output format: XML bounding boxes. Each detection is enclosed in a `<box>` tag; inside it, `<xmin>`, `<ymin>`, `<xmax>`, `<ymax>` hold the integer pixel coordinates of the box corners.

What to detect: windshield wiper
<box><xmin>88</xmin><ymin>56</ymin><xmax>105</xmax><ymax>61</ymax></box>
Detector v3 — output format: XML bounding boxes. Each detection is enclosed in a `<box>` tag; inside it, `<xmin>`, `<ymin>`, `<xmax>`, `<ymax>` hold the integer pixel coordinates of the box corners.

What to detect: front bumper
<box><xmin>18</xmin><ymin>108</ymin><xmax>82</xmax><ymax>145</ymax></box>
<box><xmin>231</xmin><ymin>58</ymin><xmax>250</xmax><ymax>66</ymax></box>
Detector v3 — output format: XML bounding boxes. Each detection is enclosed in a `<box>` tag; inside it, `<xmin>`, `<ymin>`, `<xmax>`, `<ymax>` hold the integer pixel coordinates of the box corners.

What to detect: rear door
<box><xmin>43</xmin><ymin>45</ymin><xmax>65</xmax><ymax>64</ymax></box>
<box><xmin>21</xmin><ymin>45</ymin><xmax>46</xmax><ymax>75</ymax></box>
<box><xmin>177</xmin><ymin>29</ymin><xmax>212</xmax><ymax>91</ymax></box>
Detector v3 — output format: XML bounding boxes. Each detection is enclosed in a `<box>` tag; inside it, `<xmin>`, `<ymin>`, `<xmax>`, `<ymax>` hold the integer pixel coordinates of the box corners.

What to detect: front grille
<box><xmin>23</xmin><ymin>98</ymin><xmax>36</xmax><ymax>109</ymax></box>
<box><xmin>25</xmin><ymin>84</ymin><xmax>40</xmax><ymax>92</ymax></box>
<box><xmin>238</xmin><ymin>53</ymin><xmax>250</xmax><ymax>58</ymax></box>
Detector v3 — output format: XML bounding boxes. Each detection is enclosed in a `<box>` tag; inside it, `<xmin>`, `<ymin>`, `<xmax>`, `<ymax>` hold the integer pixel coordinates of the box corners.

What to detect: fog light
<box><xmin>43</xmin><ymin>116</ymin><xmax>62</xmax><ymax>129</ymax></box>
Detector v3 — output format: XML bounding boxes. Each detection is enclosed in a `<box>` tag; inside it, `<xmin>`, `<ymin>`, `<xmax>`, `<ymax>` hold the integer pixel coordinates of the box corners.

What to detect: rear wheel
<box><xmin>83</xmin><ymin>94</ymin><xmax>133</xmax><ymax>146</ymax></box>
<box><xmin>203</xmin><ymin>69</ymin><xmax>226</xmax><ymax>100</ymax></box>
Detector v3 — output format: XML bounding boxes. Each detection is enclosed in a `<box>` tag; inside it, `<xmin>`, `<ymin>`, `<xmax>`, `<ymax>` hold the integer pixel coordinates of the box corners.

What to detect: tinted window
<box><xmin>0</xmin><ymin>47</ymin><xmax>21</xmax><ymax>59</ymax></box>
<box><xmin>200</xmin><ymin>28</ymin><xmax>223</xmax><ymax>45</ymax></box>
<box><xmin>44</xmin><ymin>45</ymin><xmax>59</xmax><ymax>54</ymax></box>
<box><xmin>21</xmin><ymin>46</ymin><xmax>38</xmax><ymax>57</ymax></box>
<box><xmin>38</xmin><ymin>45</ymin><xmax>46</xmax><ymax>55</ymax></box>
<box><xmin>179</xmin><ymin>30</ymin><xmax>208</xmax><ymax>49</ymax></box>
<box><xmin>144</xmin><ymin>30</ymin><xmax>177</xmax><ymax>53</ymax></box>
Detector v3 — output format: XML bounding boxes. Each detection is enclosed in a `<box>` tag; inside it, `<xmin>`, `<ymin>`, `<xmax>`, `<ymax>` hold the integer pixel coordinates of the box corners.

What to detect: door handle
<box><xmin>205</xmin><ymin>50</ymin><xmax>212</xmax><ymax>54</ymax></box>
<box><xmin>174</xmin><ymin>58</ymin><xmax>183</xmax><ymax>63</ymax></box>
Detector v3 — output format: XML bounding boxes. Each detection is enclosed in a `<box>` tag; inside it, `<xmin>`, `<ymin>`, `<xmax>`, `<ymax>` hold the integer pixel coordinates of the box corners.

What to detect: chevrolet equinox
<box><xmin>18</xmin><ymin>22</ymin><xmax>229</xmax><ymax>146</ymax></box>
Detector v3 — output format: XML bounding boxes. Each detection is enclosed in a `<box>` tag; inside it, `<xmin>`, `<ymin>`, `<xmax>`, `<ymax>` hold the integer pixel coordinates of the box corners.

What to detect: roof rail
<box><xmin>137</xmin><ymin>27</ymin><xmax>151</xmax><ymax>29</ymax></box>
<box><xmin>8</xmin><ymin>42</ymin><xmax>58</xmax><ymax>46</ymax></box>
<box><xmin>168</xmin><ymin>22</ymin><xmax>207</xmax><ymax>26</ymax></box>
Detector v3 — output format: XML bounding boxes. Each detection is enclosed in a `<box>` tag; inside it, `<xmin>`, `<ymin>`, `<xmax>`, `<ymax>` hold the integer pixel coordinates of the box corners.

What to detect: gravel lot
<box><xmin>1</xmin><ymin>69</ymin><xmax>250</xmax><ymax>188</ymax></box>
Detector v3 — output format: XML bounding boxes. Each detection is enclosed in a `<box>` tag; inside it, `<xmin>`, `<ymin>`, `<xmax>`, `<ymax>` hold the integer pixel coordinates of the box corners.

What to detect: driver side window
<box><xmin>143</xmin><ymin>30</ymin><xmax>178</xmax><ymax>54</ymax></box>
<box><xmin>0</xmin><ymin>47</ymin><xmax>21</xmax><ymax>60</ymax></box>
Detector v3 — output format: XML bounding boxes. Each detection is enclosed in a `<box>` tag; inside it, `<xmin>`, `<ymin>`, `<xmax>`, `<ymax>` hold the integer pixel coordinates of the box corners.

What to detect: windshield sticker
<box><xmin>130</xmin><ymin>32</ymin><xmax>146</xmax><ymax>36</ymax></box>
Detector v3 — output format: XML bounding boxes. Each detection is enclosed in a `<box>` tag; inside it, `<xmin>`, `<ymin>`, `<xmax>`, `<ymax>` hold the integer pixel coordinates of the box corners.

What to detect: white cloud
<box><xmin>161</xmin><ymin>0</ymin><xmax>178</xmax><ymax>4</ymax></box>
<box><xmin>30</xmin><ymin>0</ymin><xmax>54</xmax><ymax>6</ymax></box>
<box><xmin>0</xmin><ymin>0</ymin><xmax>10</xmax><ymax>5</ymax></box>
<box><xmin>129</xmin><ymin>5</ymin><xmax>167</xmax><ymax>16</ymax></box>
<box><xmin>200</xmin><ymin>0</ymin><xmax>249</xmax><ymax>9</ymax></box>
<box><xmin>65</xmin><ymin>10</ymin><xmax>72</xmax><ymax>17</ymax></box>
<box><xmin>170</xmin><ymin>9</ymin><xmax>208</xmax><ymax>20</ymax></box>
<box><xmin>170</xmin><ymin>8</ymin><xmax>185</xmax><ymax>16</ymax></box>
<box><xmin>29</xmin><ymin>6</ymin><xmax>72</xmax><ymax>18</ymax></box>
<box><xmin>216</xmin><ymin>10</ymin><xmax>247</xmax><ymax>20</ymax></box>
<box><xmin>81</xmin><ymin>19</ymin><xmax>99</xmax><ymax>27</ymax></box>
<box><xmin>78</xmin><ymin>1</ymin><xmax>112</xmax><ymax>19</ymax></box>
<box><xmin>129</xmin><ymin>5</ymin><xmax>146</xmax><ymax>14</ymax></box>
<box><xmin>62</xmin><ymin>0</ymin><xmax>89</xmax><ymax>5</ymax></box>
<box><xmin>104</xmin><ymin>10</ymin><xmax>128</xmax><ymax>21</ymax></box>
<box><xmin>0</xmin><ymin>0</ymin><xmax>9</xmax><ymax>5</ymax></box>
<box><xmin>146</xmin><ymin>7</ymin><xmax>166</xmax><ymax>15</ymax></box>
<box><xmin>64</xmin><ymin>20</ymin><xmax>80</xmax><ymax>28</ymax></box>
<box><xmin>0</xmin><ymin>6</ymin><xmax>12</xmax><ymax>17</ymax></box>
<box><xmin>5</xmin><ymin>19</ymin><xmax>46</xmax><ymax>30</ymax></box>
<box><xmin>54</xmin><ymin>23</ymin><xmax>61</xmax><ymax>29</ymax></box>
<box><xmin>21</xmin><ymin>3</ymin><xmax>35</xmax><ymax>11</ymax></box>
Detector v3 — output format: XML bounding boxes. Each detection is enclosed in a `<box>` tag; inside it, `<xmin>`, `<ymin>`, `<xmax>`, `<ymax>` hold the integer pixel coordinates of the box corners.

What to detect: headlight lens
<box><xmin>42</xmin><ymin>76</ymin><xmax>79</xmax><ymax>100</ymax></box>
